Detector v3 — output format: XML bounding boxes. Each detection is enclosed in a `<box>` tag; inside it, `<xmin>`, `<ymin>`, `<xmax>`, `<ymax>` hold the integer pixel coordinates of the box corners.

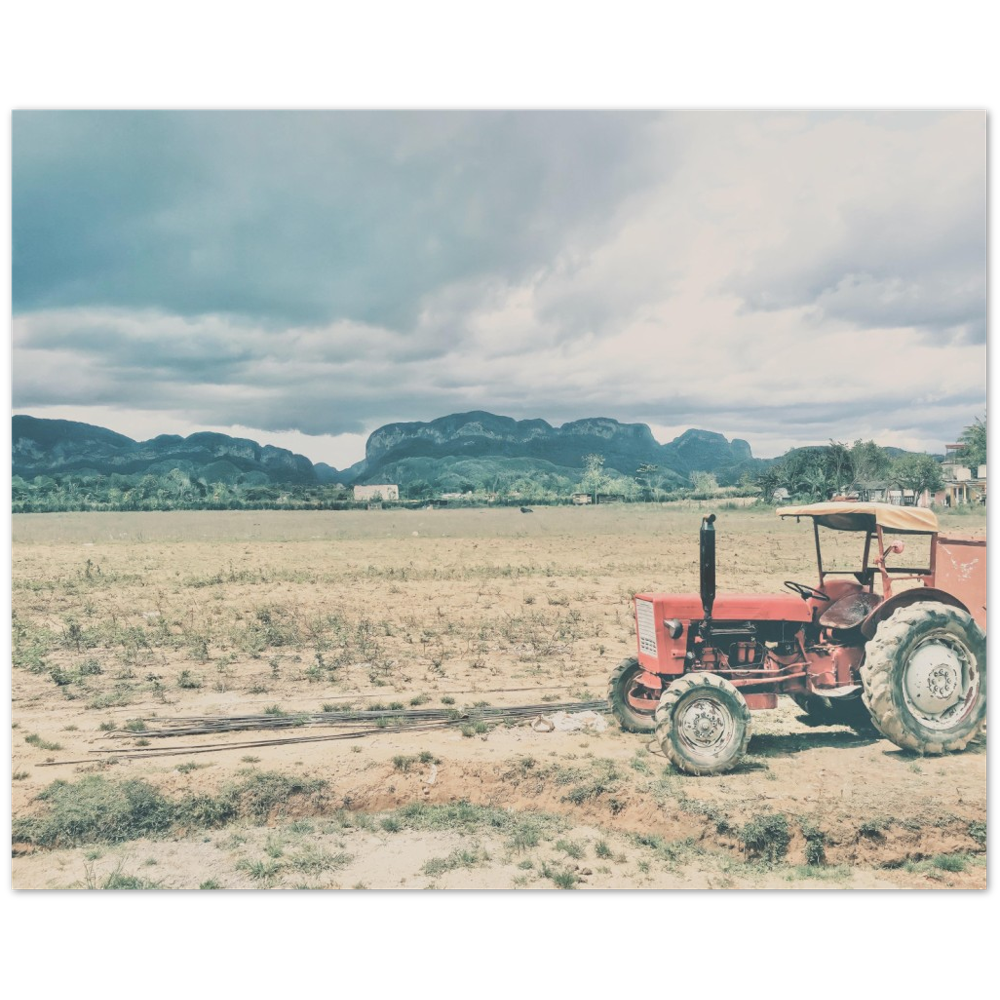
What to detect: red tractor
<box><xmin>608</xmin><ymin>503</ymin><xmax>987</xmax><ymax>775</ymax></box>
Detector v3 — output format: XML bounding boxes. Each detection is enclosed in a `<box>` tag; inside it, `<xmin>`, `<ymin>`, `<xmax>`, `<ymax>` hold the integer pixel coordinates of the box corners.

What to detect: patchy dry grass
<box><xmin>13</xmin><ymin>771</ymin><xmax>328</xmax><ymax>848</ymax></box>
<box><xmin>11</xmin><ymin>507</ymin><xmax>986</xmax><ymax>889</ymax></box>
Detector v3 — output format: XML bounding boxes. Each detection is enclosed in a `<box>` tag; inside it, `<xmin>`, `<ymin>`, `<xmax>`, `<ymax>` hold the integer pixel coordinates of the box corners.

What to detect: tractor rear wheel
<box><xmin>861</xmin><ymin>603</ymin><xmax>986</xmax><ymax>755</ymax></box>
<box><xmin>607</xmin><ymin>657</ymin><xmax>657</xmax><ymax>733</ymax></box>
<box><xmin>655</xmin><ymin>672</ymin><xmax>751</xmax><ymax>775</ymax></box>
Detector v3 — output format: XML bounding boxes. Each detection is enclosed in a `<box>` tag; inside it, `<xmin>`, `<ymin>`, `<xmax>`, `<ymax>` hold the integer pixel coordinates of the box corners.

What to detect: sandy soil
<box><xmin>11</xmin><ymin>506</ymin><xmax>987</xmax><ymax>889</ymax></box>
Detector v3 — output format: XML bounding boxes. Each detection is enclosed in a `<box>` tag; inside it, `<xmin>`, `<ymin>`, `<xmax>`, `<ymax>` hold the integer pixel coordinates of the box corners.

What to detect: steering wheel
<box><xmin>784</xmin><ymin>580</ymin><xmax>831</xmax><ymax>602</ymax></box>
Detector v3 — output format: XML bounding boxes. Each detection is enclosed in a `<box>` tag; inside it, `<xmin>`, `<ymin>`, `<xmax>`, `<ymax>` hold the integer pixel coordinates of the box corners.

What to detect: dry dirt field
<box><xmin>11</xmin><ymin>505</ymin><xmax>987</xmax><ymax>889</ymax></box>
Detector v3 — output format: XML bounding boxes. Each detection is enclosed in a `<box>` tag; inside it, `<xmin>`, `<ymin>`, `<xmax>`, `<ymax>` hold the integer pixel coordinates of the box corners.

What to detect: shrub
<box><xmin>740</xmin><ymin>813</ymin><xmax>791</xmax><ymax>864</ymax></box>
<box><xmin>799</xmin><ymin>819</ymin><xmax>827</xmax><ymax>867</ymax></box>
<box><xmin>13</xmin><ymin>771</ymin><xmax>328</xmax><ymax>848</ymax></box>
<box><xmin>13</xmin><ymin>776</ymin><xmax>175</xmax><ymax>847</ymax></box>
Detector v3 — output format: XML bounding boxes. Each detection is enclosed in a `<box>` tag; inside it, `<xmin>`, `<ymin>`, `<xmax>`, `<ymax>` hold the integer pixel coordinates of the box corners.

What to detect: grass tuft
<box><xmin>555</xmin><ymin>838</ymin><xmax>586</xmax><ymax>860</ymax></box>
<box><xmin>857</xmin><ymin>816</ymin><xmax>894</xmax><ymax>838</ymax></box>
<box><xmin>24</xmin><ymin>733</ymin><xmax>62</xmax><ymax>751</ymax></box>
<box><xmin>235</xmin><ymin>857</ymin><xmax>284</xmax><ymax>885</ymax></box>
<box><xmin>740</xmin><ymin>813</ymin><xmax>791</xmax><ymax>865</ymax></box>
<box><xmin>799</xmin><ymin>819</ymin><xmax>827</xmax><ymax>867</ymax></box>
<box><xmin>932</xmin><ymin>853</ymin><xmax>968</xmax><ymax>873</ymax></box>
<box><xmin>422</xmin><ymin>847</ymin><xmax>489</xmax><ymax>878</ymax></box>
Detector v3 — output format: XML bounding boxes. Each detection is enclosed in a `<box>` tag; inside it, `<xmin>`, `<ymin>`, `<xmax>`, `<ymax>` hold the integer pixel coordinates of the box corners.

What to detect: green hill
<box><xmin>353</xmin><ymin>411</ymin><xmax>758</xmax><ymax>490</ymax></box>
<box><xmin>12</xmin><ymin>415</ymin><xmax>319</xmax><ymax>485</ymax></box>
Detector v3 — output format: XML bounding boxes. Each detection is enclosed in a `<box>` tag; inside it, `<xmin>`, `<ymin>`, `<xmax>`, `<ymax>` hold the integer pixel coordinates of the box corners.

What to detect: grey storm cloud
<box><xmin>11</xmin><ymin>110</ymin><xmax>987</xmax><ymax>459</ymax></box>
<box><xmin>13</xmin><ymin>110</ymin><xmax>665</xmax><ymax>328</ymax></box>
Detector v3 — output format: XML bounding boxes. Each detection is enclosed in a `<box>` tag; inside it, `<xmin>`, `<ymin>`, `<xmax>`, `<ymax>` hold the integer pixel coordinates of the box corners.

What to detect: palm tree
<box><xmin>957</xmin><ymin>416</ymin><xmax>986</xmax><ymax>470</ymax></box>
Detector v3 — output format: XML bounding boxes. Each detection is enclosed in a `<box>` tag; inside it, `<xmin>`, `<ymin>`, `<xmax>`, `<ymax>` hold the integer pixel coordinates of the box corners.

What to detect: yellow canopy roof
<box><xmin>776</xmin><ymin>502</ymin><xmax>938</xmax><ymax>533</ymax></box>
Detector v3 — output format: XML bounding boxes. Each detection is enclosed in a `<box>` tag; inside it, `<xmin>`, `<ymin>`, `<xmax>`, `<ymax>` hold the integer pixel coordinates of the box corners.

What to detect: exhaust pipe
<box><xmin>700</xmin><ymin>513</ymin><xmax>716</xmax><ymax>619</ymax></box>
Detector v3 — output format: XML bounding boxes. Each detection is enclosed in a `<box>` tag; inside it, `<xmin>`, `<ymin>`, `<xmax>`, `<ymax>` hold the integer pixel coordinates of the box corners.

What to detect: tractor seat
<box><xmin>819</xmin><ymin>591</ymin><xmax>881</xmax><ymax>630</ymax></box>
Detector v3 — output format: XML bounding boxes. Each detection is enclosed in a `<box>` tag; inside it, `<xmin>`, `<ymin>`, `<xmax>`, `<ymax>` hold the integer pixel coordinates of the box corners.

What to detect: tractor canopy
<box><xmin>776</xmin><ymin>501</ymin><xmax>938</xmax><ymax>534</ymax></box>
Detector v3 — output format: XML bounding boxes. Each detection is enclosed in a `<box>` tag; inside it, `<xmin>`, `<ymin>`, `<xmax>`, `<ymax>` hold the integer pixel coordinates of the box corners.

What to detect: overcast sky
<box><xmin>12</xmin><ymin>110</ymin><xmax>986</xmax><ymax>468</ymax></box>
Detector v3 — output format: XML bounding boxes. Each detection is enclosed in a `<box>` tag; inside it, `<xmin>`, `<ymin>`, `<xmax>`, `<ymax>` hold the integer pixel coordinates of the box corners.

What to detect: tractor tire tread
<box><xmin>860</xmin><ymin>602</ymin><xmax>985</xmax><ymax>756</ymax></box>
<box><xmin>607</xmin><ymin>657</ymin><xmax>656</xmax><ymax>733</ymax></box>
<box><xmin>654</xmin><ymin>672</ymin><xmax>751</xmax><ymax>776</ymax></box>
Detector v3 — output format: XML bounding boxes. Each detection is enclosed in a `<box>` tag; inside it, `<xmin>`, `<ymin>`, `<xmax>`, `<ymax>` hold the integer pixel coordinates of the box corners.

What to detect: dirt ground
<box><xmin>10</xmin><ymin>505</ymin><xmax>987</xmax><ymax>889</ymax></box>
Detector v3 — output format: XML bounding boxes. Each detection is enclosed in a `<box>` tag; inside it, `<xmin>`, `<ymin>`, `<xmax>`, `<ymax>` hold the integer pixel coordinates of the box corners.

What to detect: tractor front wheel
<box><xmin>861</xmin><ymin>603</ymin><xmax>986</xmax><ymax>754</ymax></box>
<box><xmin>607</xmin><ymin>657</ymin><xmax>657</xmax><ymax>733</ymax></box>
<box><xmin>655</xmin><ymin>673</ymin><xmax>751</xmax><ymax>775</ymax></box>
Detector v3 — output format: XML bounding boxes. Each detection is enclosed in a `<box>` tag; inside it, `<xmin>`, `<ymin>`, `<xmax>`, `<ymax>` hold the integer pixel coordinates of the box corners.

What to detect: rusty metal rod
<box><xmin>34</xmin><ymin>699</ymin><xmax>611</xmax><ymax>765</ymax></box>
<box><xmin>109</xmin><ymin>700</ymin><xmax>607</xmax><ymax>739</ymax></box>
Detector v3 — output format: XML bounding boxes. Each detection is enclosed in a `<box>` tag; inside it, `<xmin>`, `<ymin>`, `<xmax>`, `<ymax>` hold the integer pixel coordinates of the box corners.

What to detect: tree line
<box><xmin>748</xmin><ymin>421</ymin><xmax>985</xmax><ymax>505</ymax></box>
<box><xmin>11</xmin><ymin>471</ymin><xmax>358</xmax><ymax>513</ymax></box>
<box><xmin>11</xmin><ymin>418</ymin><xmax>984</xmax><ymax>512</ymax></box>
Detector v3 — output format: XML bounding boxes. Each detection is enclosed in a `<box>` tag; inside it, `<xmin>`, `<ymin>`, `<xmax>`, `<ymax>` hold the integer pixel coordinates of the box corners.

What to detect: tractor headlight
<box><xmin>663</xmin><ymin>618</ymin><xmax>683</xmax><ymax>639</ymax></box>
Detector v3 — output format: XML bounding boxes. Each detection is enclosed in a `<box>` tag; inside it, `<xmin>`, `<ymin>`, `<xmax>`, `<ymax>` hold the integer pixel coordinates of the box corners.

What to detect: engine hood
<box><xmin>639</xmin><ymin>592</ymin><xmax>813</xmax><ymax>622</ymax></box>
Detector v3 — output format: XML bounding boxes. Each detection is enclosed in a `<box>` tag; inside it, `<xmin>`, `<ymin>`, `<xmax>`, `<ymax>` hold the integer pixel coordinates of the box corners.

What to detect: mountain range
<box><xmin>12</xmin><ymin>415</ymin><xmax>317</xmax><ymax>486</ymax></box>
<box><xmin>12</xmin><ymin>412</ymin><xmax>762</xmax><ymax>490</ymax></box>
<box><xmin>353</xmin><ymin>411</ymin><xmax>759</xmax><ymax>489</ymax></box>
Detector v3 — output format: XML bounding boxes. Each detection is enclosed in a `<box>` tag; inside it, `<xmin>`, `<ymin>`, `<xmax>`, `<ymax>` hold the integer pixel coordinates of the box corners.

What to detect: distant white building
<box><xmin>353</xmin><ymin>484</ymin><xmax>399</xmax><ymax>502</ymax></box>
<box><xmin>938</xmin><ymin>463</ymin><xmax>986</xmax><ymax>502</ymax></box>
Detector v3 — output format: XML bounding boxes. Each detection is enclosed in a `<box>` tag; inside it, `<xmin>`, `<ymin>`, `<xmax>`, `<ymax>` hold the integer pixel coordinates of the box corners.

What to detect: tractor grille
<box><xmin>636</xmin><ymin>599</ymin><xmax>657</xmax><ymax>656</ymax></box>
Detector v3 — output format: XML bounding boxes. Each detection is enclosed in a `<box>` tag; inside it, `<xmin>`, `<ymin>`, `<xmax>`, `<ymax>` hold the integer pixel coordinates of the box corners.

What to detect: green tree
<box><xmin>405</xmin><ymin>479</ymin><xmax>433</xmax><ymax>500</ymax></box>
<box><xmin>849</xmin><ymin>439</ymin><xmax>891</xmax><ymax>484</ymax></box>
<box><xmin>779</xmin><ymin>448</ymin><xmax>831</xmax><ymax>500</ymax></box>
<box><xmin>635</xmin><ymin>463</ymin><xmax>661</xmax><ymax>501</ymax></box>
<box><xmin>689</xmin><ymin>470</ymin><xmax>719</xmax><ymax>494</ymax></box>
<box><xmin>614</xmin><ymin>475</ymin><xmax>640</xmax><ymax>502</ymax></box>
<box><xmin>956</xmin><ymin>415</ymin><xmax>986</xmax><ymax>470</ymax></box>
<box><xmin>888</xmin><ymin>454</ymin><xmax>944</xmax><ymax>498</ymax></box>
<box><xmin>580</xmin><ymin>454</ymin><xmax>611</xmax><ymax>504</ymax></box>
<box><xmin>752</xmin><ymin>467</ymin><xmax>782</xmax><ymax>504</ymax></box>
<box><xmin>823</xmin><ymin>441</ymin><xmax>854</xmax><ymax>490</ymax></box>
<box><xmin>800</xmin><ymin>466</ymin><xmax>832</xmax><ymax>501</ymax></box>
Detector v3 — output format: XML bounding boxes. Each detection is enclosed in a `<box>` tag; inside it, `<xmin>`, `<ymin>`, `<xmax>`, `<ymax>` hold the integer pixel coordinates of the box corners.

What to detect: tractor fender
<box><xmin>860</xmin><ymin>588</ymin><xmax>970</xmax><ymax>640</ymax></box>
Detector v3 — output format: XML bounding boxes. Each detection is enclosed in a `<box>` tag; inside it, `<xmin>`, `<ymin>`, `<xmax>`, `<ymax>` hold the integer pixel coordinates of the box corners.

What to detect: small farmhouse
<box><xmin>353</xmin><ymin>484</ymin><xmax>399</xmax><ymax>502</ymax></box>
<box><xmin>934</xmin><ymin>445</ymin><xmax>986</xmax><ymax>507</ymax></box>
